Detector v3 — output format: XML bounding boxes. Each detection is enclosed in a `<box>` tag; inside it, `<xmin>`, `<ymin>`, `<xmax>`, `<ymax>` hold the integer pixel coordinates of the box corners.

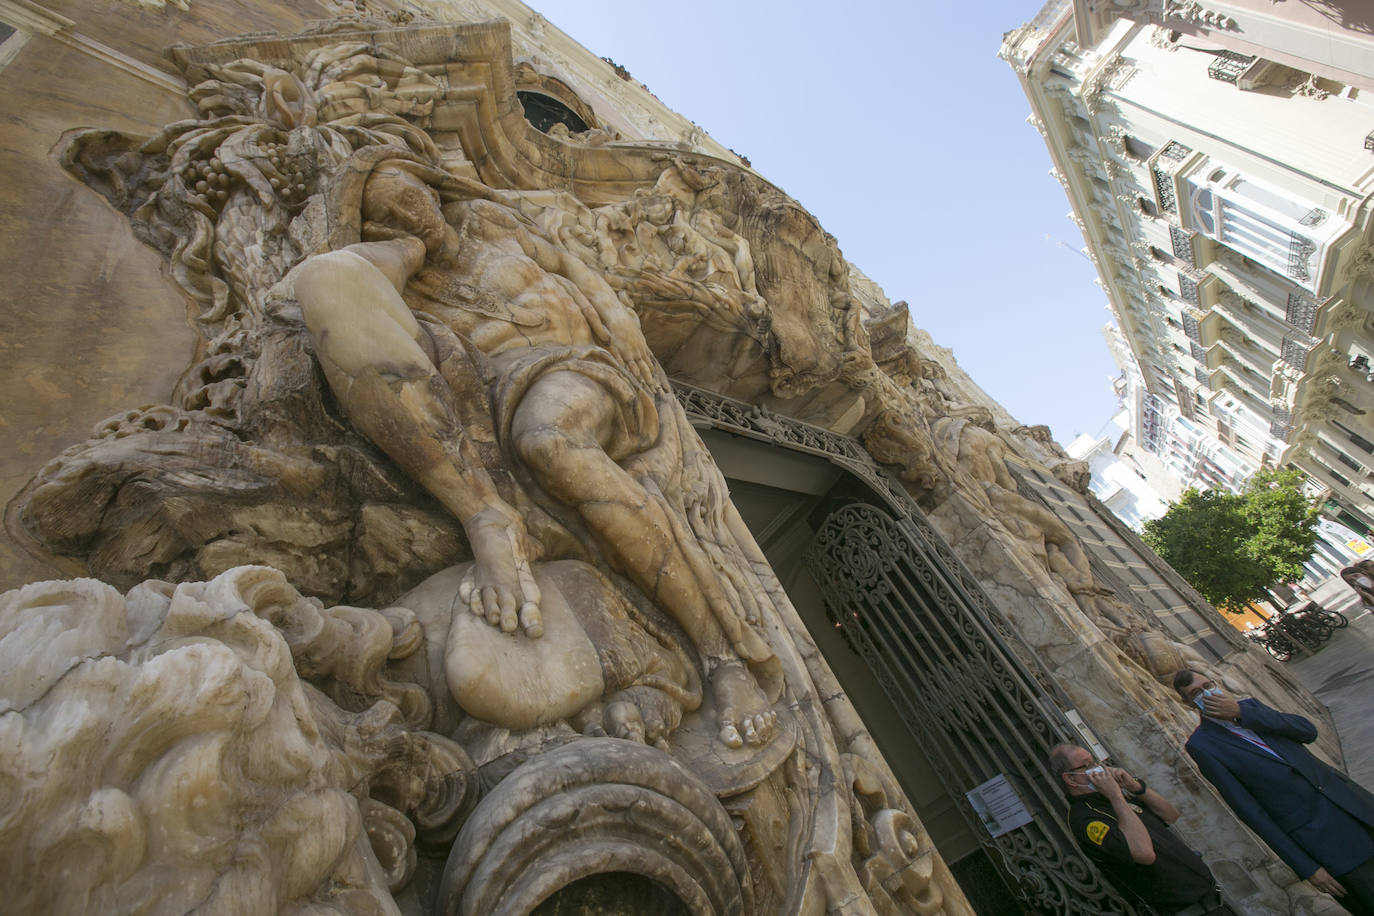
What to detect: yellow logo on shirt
<box><xmin>1085</xmin><ymin>821</ymin><xmax>1110</xmax><ymax>846</ymax></box>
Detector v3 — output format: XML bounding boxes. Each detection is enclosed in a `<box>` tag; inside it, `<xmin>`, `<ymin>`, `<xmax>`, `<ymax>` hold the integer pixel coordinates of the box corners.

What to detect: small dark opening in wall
<box><xmin>518</xmin><ymin>90</ymin><xmax>590</xmax><ymax>135</ymax></box>
<box><xmin>0</xmin><ymin>22</ymin><xmax>17</xmax><ymax>44</ymax></box>
<box><xmin>531</xmin><ymin>871</ymin><xmax>690</xmax><ymax>915</ymax></box>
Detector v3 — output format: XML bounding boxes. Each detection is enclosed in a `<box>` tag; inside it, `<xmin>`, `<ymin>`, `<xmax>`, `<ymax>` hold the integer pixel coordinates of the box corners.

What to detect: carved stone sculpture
<box><xmin>5</xmin><ymin>20</ymin><xmax>968</xmax><ymax>915</ymax></box>
<box><xmin>928</xmin><ymin>413</ymin><xmax>1214</xmax><ymax>683</ymax></box>
<box><xmin>0</xmin><ymin>566</ymin><xmax>476</xmax><ymax>915</ymax></box>
<box><xmin>289</xmin><ymin>151</ymin><xmax>779</xmax><ymax>748</ymax></box>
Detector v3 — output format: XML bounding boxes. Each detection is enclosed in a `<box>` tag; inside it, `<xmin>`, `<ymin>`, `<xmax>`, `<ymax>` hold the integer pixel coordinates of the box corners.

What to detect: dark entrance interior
<box><xmin>697</xmin><ymin>427</ymin><xmax>1023</xmax><ymax>914</ymax></box>
<box><xmin>531</xmin><ymin>872</ymin><xmax>690</xmax><ymax>915</ymax></box>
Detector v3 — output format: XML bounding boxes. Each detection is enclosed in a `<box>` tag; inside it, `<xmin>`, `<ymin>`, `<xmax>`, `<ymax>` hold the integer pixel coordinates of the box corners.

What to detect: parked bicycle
<box><xmin>1317</xmin><ymin>606</ymin><xmax>1349</xmax><ymax>629</ymax></box>
<box><xmin>1252</xmin><ymin>618</ymin><xmax>1301</xmax><ymax>662</ymax></box>
<box><xmin>1250</xmin><ymin>602</ymin><xmax>1344</xmax><ymax>662</ymax></box>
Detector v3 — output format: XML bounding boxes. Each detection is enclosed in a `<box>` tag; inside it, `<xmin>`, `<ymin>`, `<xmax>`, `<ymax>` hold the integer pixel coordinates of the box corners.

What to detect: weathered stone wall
<box><xmin>0</xmin><ymin>1</ymin><xmax>1351</xmax><ymax>914</ymax></box>
<box><xmin>0</xmin><ymin>4</ymin><xmax>973</xmax><ymax>913</ymax></box>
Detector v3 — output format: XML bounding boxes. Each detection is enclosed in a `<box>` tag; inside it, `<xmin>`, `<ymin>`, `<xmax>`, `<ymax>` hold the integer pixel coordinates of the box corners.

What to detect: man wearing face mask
<box><xmin>1050</xmin><ymin>743</ymin><xmax>1229</xmax><ymax>914</ymax></box>
<box><xmin>1174</xmin><ymin>669</ymin><xmax>1374</xmax><ymax>914</ymax></box>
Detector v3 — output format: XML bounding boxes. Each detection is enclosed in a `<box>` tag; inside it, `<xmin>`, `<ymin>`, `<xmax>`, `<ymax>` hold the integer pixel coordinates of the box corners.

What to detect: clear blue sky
<box><xmin>531</xmin><ymin>1</ymin><xmax>1122</xmax><ymax>445</ymax></box>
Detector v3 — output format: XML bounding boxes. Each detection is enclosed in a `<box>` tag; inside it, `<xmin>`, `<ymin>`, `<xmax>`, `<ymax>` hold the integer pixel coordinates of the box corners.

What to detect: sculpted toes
<box><xmin>482</xmin><ymin>587</ymin><xmax>502</xmax><ymax>627</ymax></box>
<box><xmin>743</xmin><ymin>715</ymin><xmax>761</xmax><ymax>746</ymax></box>
<box><xmin>460</xmin><ymin>571</ymin><xmax>483</xmax><ymax>617</ymax></box>
<box><xmin>606</xmin><ymin>701</ymin><xmax>645</xmax><ymax>744</ymax></box>
<box><xmin>749</xmin><ymin>713</ymin><xmax>775</xmax><ymax>745</ymax></box>
<box><xmin>641</xmin><ymin>708</ymin><xmax>667</xmax><ymax>745</ymax></box>
<box><xmin>519</xmin><ymin>602</ymin><xmax>543</xmax><ymax>638</ymax></box>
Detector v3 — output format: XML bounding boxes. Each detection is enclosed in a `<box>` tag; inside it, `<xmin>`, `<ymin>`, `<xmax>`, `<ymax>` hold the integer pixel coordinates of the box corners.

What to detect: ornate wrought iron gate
<box><xmin>806</xmin><ymin>503</ymin><xmax>1131</xmax><ymax>914</ymax></box>
<box><xmin>673</xmin><ymin>382</ymin><xmax>1134</xmax><ymax>915</ymax></box>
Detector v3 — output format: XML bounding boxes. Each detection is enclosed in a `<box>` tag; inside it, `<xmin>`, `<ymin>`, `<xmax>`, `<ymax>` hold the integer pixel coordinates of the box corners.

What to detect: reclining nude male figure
<box><xmin>291</xmin><ymin>161</ymin><xmax>777</xmax><ymax>748</ymax></box>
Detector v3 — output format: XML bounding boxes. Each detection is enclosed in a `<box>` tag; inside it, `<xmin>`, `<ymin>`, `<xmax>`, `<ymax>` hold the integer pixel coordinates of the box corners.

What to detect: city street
<box><xmin>1291</xmin><ymin>577</ymin><xmax>1374</xmax><ymax>789</ymax></box>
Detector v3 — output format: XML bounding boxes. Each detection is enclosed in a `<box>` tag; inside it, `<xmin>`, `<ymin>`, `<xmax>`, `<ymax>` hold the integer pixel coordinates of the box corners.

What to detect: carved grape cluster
<box><xmin>182</xmin><ymin>155</ymin><xmax>233</xmax><ymax>208</ymax></box>
<box><xmin>175</xmin><ymin>135</ymin><xmax>319</xmax><ymax>217</ymax></box>
<box><xmin>261</xmin><ymin>139</ymin><xmax>312</xmax><ymax>207</ymax></box>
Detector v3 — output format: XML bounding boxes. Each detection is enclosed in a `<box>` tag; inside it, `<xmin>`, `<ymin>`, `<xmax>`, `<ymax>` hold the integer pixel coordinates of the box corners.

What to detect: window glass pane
<box><xmin>1228</xmin><ymin>176</ymin><xmax>1310</xmax><ymax>222</ymax></box>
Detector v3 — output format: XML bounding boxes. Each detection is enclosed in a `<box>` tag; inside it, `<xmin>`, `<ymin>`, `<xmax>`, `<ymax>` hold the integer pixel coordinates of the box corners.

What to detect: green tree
<box><xmin>1141</xmin><ymin>468</ymin><xmax>1319</xmax><ymax>612</ymax></box>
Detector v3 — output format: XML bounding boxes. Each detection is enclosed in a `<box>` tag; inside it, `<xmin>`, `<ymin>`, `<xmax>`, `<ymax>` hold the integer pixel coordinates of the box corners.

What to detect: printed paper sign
<box><xmin>967</xmin><ymin>774</ymin><xmax>1033</xmax><ymax>838</ymax></box>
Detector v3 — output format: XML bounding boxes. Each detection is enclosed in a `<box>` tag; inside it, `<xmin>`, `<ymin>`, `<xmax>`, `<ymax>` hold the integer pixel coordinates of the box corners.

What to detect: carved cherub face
<box><xmin>362</xmin><ymin>166</ymin><xmax>447</xmax><ymax>252</ymax></box>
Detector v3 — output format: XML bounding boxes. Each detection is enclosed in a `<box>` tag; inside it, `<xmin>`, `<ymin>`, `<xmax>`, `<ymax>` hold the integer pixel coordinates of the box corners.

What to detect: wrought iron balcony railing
<box><xmin>1270</xmin><ymin>406</ymin><xmax>1292</xmax><ymax>442</ymax></box>
<box><xmin>1280</xmin><ymin>334</ymin><xmax>1316</xmax><ymax>369</ymax></box>
<box><xmin>1287</xmin><ymin>233</ymin><xmax>1315</xmax><ymax>283</ymax></box>
<box><xmin>1160</xmin><ymin>141</ymin><xmax>1190</xmax><ymax>161</ymax></box>
<box><xmin>1153</xmin><ymin>166</ymin><xmax>1177</xmax><ymax>213</ymax></box>
<box><xmin>1207</xmin><ymin>51</ymin><xmax>1255</xmax><ymax>84</ymax></box>
<box><xmin>1286</xmin><ymin>292</ymin><xmax>1319</xmax><ymax>334</ymax></box>
<box><xmin>1179</xmin><ymin>272</ymin><xmax>1200</xmax><ymax>305</ymax></box>
<box><xmin>1182</xmin><ymin>309</ymin><xmax>1202</xmax><ymax>344</ymax></box>
<box><xmin>1169</xmin><ymin>226</ymin><xmax>1197</xmax><ymax>268</ymax></box>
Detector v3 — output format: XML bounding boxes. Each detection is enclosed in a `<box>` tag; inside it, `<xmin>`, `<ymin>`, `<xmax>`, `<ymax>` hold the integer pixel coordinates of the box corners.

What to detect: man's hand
<box><xmin>1200</xmin><ymin>691</ymin><xmax>1241</xmax><ymax>720</ymax></box>
<box><xmin>1308</xmin><ymin>867</ymin><xmax>1347</xmax><ymax>897</ymax></box>
<box><xmin>1088</xmin><ymin>768</ymin><xmax>1125</xmax><ymax>801</ymax></box>
<box><xmin>1108</xmin><ymin>767</ymin><xmax>1143</xmax><ymax>794</ymax></box>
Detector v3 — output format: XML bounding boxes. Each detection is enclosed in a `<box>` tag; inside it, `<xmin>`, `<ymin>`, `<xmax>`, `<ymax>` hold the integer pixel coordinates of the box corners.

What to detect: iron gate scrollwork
<box><xmin>804</xmin><ymin>503</ymin><xmax>1133</xmax><ymax>915</ymax></box>
<box><xmin>669</xmin><ymin>381</ymin><xmax>1134</xmax><ymax>914</ymax></box>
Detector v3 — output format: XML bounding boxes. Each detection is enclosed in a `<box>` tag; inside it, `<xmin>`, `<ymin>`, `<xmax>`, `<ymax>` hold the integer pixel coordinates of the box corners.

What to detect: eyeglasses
<box><xmin>1182</xmin><ymin>680</ymin><xmax>1215</xmax><ymax>702</ymax></box>
<box><xmin>1064</xmin><ymin>763</ymin><xmax>1105</xmax><ymax>777</ymax></box>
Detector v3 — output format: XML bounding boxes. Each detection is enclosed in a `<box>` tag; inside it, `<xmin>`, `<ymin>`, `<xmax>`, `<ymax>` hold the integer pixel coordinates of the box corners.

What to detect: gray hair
<box><xmin>1048</xmin><ymin>743</ymin><xmax>1083</xmax><ymax>778</ymax></box>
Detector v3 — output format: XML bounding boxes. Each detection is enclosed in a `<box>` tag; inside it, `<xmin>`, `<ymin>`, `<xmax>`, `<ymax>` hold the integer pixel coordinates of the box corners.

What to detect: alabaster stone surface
<box><xmin>0</xmin><ymin>2</ymin><xmax>1345</xmax><ymax>914</ymax></box>
<box><xmin>0</xmin><ymin>13</ymin><xmax>971</xmax><ymax>914</ymax></box>
<box><xmin>0</xmin><ymin>567</ymin><xmax>440</xmax><ymax>915</ymax></box>
<box><xmin>0</xmin><ymin>561</ymin><xmax>955</xmax><ymax>915</ymax></box>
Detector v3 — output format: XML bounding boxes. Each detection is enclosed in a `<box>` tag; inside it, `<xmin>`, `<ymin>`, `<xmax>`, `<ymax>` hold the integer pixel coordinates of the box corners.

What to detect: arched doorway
<box><xmin>677</xmin><ymin>383</ymin><xmax>1137</xmax><ymax>915</ymax></box>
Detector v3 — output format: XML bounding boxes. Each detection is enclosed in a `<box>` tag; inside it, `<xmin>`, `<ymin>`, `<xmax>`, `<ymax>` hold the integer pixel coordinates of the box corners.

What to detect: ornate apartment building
<box><xmin>1002</xmin><ymin>0</ymin><xmax>1374</xmax><ymax>532</ymax></box>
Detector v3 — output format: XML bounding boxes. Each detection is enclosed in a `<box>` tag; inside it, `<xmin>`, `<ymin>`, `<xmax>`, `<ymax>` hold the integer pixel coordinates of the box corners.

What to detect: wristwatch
<box><xmin>1127</xmin><ymin>778</ymin><xmax>1147</xmax><ymax>798</ymax></box>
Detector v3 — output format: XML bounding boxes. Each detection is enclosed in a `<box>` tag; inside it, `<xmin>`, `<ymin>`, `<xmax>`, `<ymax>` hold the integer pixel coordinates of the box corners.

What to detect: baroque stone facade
<box><xmin>0</xmin><ymin>1</ymin><xmax>1349</xmax><ymax>913</ymax></box>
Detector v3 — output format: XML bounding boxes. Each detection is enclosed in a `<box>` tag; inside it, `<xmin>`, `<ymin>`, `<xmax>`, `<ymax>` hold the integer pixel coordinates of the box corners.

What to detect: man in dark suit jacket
<box><xmin>1175</xmin><ymin>669</ymin><xmax>1374</xmax><ymax>915</ymax></box>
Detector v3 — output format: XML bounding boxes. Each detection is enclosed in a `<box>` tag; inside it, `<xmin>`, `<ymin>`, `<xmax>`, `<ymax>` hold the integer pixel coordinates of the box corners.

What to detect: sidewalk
<box><xmin>1288</xmin><ymin>577</ymin><xmax>1374</xmax><ymax>788</ymax></box>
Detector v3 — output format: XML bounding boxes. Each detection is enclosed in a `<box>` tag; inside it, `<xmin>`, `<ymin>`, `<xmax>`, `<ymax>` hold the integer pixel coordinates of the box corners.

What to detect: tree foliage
<box><xmin>1141</xmin><ymin>468</ymin><xmax>1319</xmax><ymax>612</ymax></box>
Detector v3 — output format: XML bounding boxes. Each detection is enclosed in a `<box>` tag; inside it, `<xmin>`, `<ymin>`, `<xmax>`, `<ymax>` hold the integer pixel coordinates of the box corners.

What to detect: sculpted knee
<box><xmin>513</xmin><ymin>423</ymin><xmax>571</xmax><ymax>474</ymax></box>
<box><xmin>293</xmin><ymin>252</ymin><xmax>378</xmax><ymax>327</ymax></box>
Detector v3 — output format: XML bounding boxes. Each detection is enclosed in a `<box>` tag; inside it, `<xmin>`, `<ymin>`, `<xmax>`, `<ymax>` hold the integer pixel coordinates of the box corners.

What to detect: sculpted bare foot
<box><xmin>611</xmin><ymin>687</ymin><xmax>682</xmax><ymax>751</ymax></box>
<box><xmin>605</xmin><ymin>700</ymin><xmax>647</xmax><ymax>745</ymax></box>
<box><xmin>457</xmin><ymin>508</ymin><xmax>543</xmax><ymax>637</ymax></box>
<box><xmin>713</xmin><ymin>661</ymin><xmax>776</xmax><ymax>749</ymax></box>
<box><xmin>578</xmin><ymin>688</ymin><xmax>681</xmax><ymax>753</ymax></box>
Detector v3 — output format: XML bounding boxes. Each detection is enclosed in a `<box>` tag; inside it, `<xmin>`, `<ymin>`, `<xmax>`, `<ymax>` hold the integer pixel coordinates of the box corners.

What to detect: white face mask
<box><xmin>1193</xmin><ymin>686</ymin><xmax>1222</xmax><ymax>714</ymax></box>
<box><xmin>1357</xmin><ymin>576</ymin><xmax>1372</xmax><ymax>589</ymax></box>
<box><xmin>1066</xmin><ymin>765</ymin><xmax>1104</xmax><ymax>790</ymax></box>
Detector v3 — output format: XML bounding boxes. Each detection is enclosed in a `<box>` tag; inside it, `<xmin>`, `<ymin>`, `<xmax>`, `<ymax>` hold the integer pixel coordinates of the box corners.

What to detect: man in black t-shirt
<box><xmin>1050</xmin><ymin>743</ymin><xmax>1233</xmax><ymax>915</ymax></box>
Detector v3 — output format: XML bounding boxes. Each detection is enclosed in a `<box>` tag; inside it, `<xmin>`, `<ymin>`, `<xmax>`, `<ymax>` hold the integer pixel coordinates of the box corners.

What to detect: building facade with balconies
<box><xmin>1002</xmin><ymin>0</ymin><xmax>1374</xmax><ymax>531</ymax></box>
